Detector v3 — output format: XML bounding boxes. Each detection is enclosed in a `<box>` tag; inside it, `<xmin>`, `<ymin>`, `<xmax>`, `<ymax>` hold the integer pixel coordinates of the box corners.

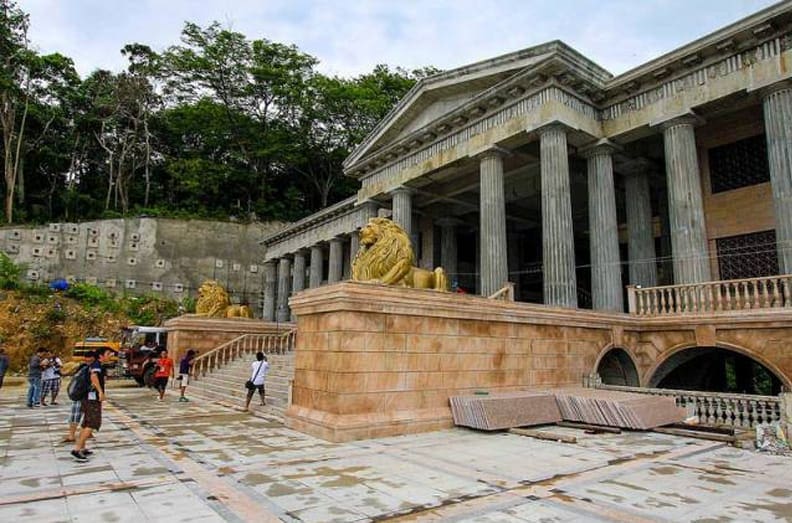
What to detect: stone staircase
<box><xmin>187</xmin><ymin>331</ymin><xmax>296</xmax><ymax>418</ymax></box>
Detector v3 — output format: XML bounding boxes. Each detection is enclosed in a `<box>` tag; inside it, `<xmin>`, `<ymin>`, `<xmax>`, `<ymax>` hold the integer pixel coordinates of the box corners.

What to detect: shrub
<box><xmin>64</xmin><ymin>283</ymin><xmax>119</xmax><ymax>311</ymax></box>
<box><xmin>0</xmin><ymin>253</ymin><xmax>23</xmax><ymax>290</ymax></box>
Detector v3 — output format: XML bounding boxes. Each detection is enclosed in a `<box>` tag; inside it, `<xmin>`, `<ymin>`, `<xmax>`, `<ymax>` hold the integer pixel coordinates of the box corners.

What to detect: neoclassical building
<box><xmin>261</xmin><ymin>3</ymin><xmax>792</xmax><ymax>322</ymax></box>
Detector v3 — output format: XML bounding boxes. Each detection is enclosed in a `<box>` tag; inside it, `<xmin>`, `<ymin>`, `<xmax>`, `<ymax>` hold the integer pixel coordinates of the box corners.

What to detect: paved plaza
<box><xmin>0</xmin><ymin>385</ymin><xmax>790</xmax><ymax>522</ymax></box>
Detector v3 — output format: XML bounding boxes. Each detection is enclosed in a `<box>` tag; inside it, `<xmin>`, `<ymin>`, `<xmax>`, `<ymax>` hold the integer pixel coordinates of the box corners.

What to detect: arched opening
<box><xmin>649</xmin><ymin>346</ymin><xmax>782</xmax><ymax>395</ymax></box>
<box><xmin>597</xmin><ymin>348</ymin><xmax>639</xmax><ymax>386</ymax></box>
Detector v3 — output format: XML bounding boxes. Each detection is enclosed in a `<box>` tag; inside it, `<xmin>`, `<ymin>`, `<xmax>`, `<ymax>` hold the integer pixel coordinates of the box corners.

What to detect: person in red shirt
<box><xmin>154</xmin><ymin>349</ymin><xmax>174</xmax><ymax>401</ymax></box>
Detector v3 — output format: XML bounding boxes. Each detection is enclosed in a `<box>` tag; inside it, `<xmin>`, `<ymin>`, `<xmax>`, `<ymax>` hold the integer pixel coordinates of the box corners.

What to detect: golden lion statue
<box><xmin>195</xmin><ymin>280</ymin><xmax>252</xmax><ymax>318</ymax></box>
<box><xmin>352</xmin><ymin>217</ymin><xmax>449</xmax><ymax>291</ymax></box>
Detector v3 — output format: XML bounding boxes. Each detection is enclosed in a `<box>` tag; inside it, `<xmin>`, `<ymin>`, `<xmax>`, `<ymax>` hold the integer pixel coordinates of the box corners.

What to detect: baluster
<box><xmin>714</xmin><ymin>398</ymin><xmax>723</xmax><ymax>425</ymax></box>
<box><xmin>741</xmin><ymin>281</ymin><xmax>750</xmax><ymax>309</ymax></box>
<box><xmin>752</xmin><ymin>280</ymin><xmax>761</xmax><ymax>309</ymax></box>
<box><xmin>705</xmin><ymin>284</ymin><xmax>714</xmax><ymax>313</ymax></box>
<box><xmin>695</xmin><ymin>397</ymin><xmax>704</xmax><ymax>424</ymax></box>
<box><xmin>679</xmin><ymin>287</ymin><xmax>687</xmax><ymax>313</ymax></box>
<box><xmin>636</xmin><ymin>291</ymin><xmax>645</xmax><ymax>315</ymax></box>
<box><xmin>771</xmin><ymin>279</ymin><xmax>780</xmax><ymax>308</ymax></box>
<box><xmin>659</xmin><ymin>288</ymin><xmax>667</xmax><ymax>314</ymax></box>
<box><xmin>715</xmin><ymin>282</ymin><xmax>723</xmax><ymax>311</ymax></box>
<box><xmin>783</xmin><ymin>278</ymin><xmax>792</xmax><ymax>307</ymax></box>
<box><xmin>760</xmin><ymin>279</ymin><xmax>770</xmax><ymax>308</ymax></box>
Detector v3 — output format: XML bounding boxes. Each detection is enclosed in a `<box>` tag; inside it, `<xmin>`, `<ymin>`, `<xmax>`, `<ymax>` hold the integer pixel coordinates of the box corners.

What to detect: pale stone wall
<box><xmin>0</xmin><ymin>218</ymin><xmax>285</xmax><ymax>309</ymax></box>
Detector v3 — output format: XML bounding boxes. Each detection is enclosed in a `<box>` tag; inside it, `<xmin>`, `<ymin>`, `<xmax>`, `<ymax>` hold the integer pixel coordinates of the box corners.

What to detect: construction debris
<box><xmin>508</xmin><ymin>427</ymin><xmax>577</xmax><ymax>444</ymax></box>
<box><xmin>756</xmin><ymin>422</ymin><xmax>791</xmax><ymax>456</ymax></box>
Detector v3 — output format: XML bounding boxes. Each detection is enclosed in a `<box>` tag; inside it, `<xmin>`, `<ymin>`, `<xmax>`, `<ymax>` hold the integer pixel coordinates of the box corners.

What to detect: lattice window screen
<box><xmin>717</xmin><ymin>230</ymin><xmax>778</xmax><ymax>280</ymax></box>
<box><xmin>708</xmin><ymin>134</ymin><xmax>770</xmax><ymax>193</ymax></box>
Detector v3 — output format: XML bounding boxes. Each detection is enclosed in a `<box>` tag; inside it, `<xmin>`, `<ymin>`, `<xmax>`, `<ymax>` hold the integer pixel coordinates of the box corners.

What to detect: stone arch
<box><xmin>645</xmin><ymin>342</ymin><xmax>790</xmax><ymax>394</ymax></box>
<box><xmin>594</xmin><ymin>345</ymin><xmax>640</xmax><ymax>387</ymax></box>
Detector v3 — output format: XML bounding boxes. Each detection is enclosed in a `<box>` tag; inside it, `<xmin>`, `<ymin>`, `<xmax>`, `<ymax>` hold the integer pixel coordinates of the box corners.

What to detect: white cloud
<box><xmin>22</xmin><ymin>0</ymin><xmax>779</xmax><ymax>79</ymax></box>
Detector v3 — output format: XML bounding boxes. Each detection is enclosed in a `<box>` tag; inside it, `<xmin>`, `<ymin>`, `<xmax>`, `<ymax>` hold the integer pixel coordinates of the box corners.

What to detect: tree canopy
<box><xmin>0</xmin><ymin>0</ymin><xmax>437</xmax><ymax>224</ymax></box>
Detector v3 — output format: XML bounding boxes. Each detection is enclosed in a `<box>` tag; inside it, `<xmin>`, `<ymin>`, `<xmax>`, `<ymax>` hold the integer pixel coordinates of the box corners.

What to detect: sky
<box><xmin>22</xmin><ymin>0</ymin><xmax>781</xmax><ymax>79</ymax></box>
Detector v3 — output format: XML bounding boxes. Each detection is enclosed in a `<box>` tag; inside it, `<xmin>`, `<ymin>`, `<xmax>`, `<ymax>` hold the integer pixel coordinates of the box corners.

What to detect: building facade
<box><xmin>262</xmin><ymin>3</ymin><xmax>792</xmax><ymax>321</ymax></box>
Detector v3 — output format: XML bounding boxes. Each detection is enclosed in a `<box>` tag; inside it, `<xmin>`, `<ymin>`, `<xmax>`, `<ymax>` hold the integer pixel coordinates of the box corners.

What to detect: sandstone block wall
<box><xmin>0</xmin><ymin>218</ymin><xmax>285</xmax><ymax>312</ymax></box>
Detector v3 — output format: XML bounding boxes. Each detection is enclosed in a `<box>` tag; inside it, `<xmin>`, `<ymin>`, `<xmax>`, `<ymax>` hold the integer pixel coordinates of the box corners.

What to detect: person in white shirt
<box><xmin>41</xmin><ymin>351</ymin><xmax>62</xmax><ymax>406</ymax></box>
<box><xmin>245</xmin><ymin>352</ymin><xmax>269</xmax><ymax>411</ymax></box>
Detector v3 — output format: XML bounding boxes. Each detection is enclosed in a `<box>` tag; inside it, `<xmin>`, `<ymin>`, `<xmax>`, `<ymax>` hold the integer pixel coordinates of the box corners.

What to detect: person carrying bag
<box><xmin>245</xmin><ymin>352</ymin><xmax>269</xmax><ymax>411</ymax></box>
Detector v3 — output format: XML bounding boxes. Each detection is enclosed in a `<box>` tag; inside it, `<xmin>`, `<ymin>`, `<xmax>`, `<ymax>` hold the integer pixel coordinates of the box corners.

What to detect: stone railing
<box><xmin>596</xmin><ymin>383</ymin><xmax>782</xmax><ymax>429</ymax></box>
<box><xmin>627</xmin><ymin>274</ymin><xmax>792</xmax><ymax>315</ymax></box>
<box><xmin>488</xmin><ymin>282</ymin><xmax>515</xmax><ymax>301</ymax></box>
<box><xmin>193</xmin><ymin>329</ymin><xmax>297</xmax><ymax>378</ymax></box>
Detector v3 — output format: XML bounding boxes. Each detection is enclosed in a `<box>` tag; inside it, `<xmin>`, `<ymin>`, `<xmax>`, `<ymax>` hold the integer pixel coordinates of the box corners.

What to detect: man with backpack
<box><xmin>71</xmin><ymin>348</ymin><xmax>112</xmax><ymax>462</ymax></box>
<box><xmin>63</xmin><ymin>354</ymin><xmax>91</xmax><ymax>443</ymax></box>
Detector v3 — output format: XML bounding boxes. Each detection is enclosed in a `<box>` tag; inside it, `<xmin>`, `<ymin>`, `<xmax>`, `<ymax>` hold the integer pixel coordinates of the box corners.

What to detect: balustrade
<box><xmin>192</xmin><ymin>329</ymin><xmax>297</xmax><ymax>378</ymax></box>
<box><xmin>596</xmin><ymin>384</ymin><xmax>782</xmax><ymax>428</ymax></box>
<box><xmin>627</xmin><ymin>274</ymin><xmax>792</xmax><ymax>315</ymax></box>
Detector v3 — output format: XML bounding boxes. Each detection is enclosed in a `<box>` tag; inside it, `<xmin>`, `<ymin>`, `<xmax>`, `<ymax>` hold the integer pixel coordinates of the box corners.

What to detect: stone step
<box><xmin>189</xmin><ymin>388</ymin><xmax>286</xmax><ymax>418</ymax></box>
<box><xmin>190</xmin><ymin>379</ymin><xmax>289</xmax><ymax>406</ymax></box>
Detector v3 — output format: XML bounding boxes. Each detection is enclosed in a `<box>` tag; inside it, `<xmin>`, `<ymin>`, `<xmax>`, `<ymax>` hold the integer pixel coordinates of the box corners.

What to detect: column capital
<box><xmin>476</xmin><ymin>145</ymin><xmax>511</xmax><ymax>161</ymax></box>
<box><xmin>619</xmin><ymin>158</ymin><xmax>657</xmax><ymax>177</ymax></box>
<box><xmin>537</xmin><ymin>122</ymin><xmax>569</xmax><ymax>136</ymax></box>
<box><xmin>388</xmin><ymin>185</ymin><xmax>414</xmax><ymax>197</ymax></box>
<box><xmin>263</xmin><ymin>259</ymin><xmax>277</xmax><ymax>267</ymax></box>
<box><xmin>579</xmin><ymin>139</ymin><xmax>622</xmax><ymax>159</ymax></box>
<box><xmin>655</xmin><ymin>112</ymin><xmax>705</xmax><ymax>131</ymax></box>
<box><xmin>760</xmin><ymin>80</ymin><xmax>792</xmax><ymax>100</ymax></box>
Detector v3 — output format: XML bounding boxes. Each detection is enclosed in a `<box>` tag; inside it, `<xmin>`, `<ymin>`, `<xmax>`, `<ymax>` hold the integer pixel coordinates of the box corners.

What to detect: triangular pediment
<box><xmin>344</xmin><ymin>41</ymin><xmax>612</xmax><ymax>172</ymax></box>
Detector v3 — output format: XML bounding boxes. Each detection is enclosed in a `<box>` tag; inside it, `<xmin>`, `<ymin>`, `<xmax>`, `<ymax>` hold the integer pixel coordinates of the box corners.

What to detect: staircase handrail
<box><xmin>192</xmin><ymin>328</ymin><xmax>297</xmax><ymax>378</ymax></box>
<box><xmin>488</xmin><ymin>282</ymin><xmax>515</xmax><ymax>301</ymax></box>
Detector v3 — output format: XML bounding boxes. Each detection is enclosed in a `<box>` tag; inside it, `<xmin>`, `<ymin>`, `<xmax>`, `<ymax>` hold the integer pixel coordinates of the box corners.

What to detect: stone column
<box><xmin>309</xmin><ymin>245</ymin><xmax>323</xmax><ymax>288</ymax></box>
<box><xmin>540</xmin><ymin>124</ymin><xmax>577</xmax><ymax>307</ymax></box>
<box><xmin>349</xmin><ymin>232</ymin><xmax>360</xmax><ymax>271</ymax></box>
<box><xmin>328</xmin><ymin>237</ymin><xmax>344</xmax><ymax>283</ymax></box>
<box><xmin>276</xmin><ymin>257</ymin><xmax>291</xmax><ymax>322</ymax></box>
<box><xmin>292</xmin><ymin>250</ymin><xmax>307</xmax><ymax>294</ymax></box>
<box><xmin>437</xmin><ymin>218</ymin><xmax>459</xmax><ymax>280</ymax></box>
<box><xmin>479</xmin><ymin>147</ymin><xmax>509</xmax><ymax>297</ymax></box>
<box><xmin>583</xmin><ymin>141</ymin><xmax>623</xmax><ymax>311</ymax></box>
<box><xmin>390</xmin><ymin>186</ymin><xmax>413</xmax><ymax>237</ymax></box>
<box><xmin>763</xmin><ymin>83</ymin><xmax>792</xmax><ymax>274</ymax></box>
<box><xmin>262</xmin><ymin>261</ymin><xmax>276</xmax><ymax>321</ymax></box>
<box><xmin>662</xmin><ymin>116</ymin><xmax>711</xmax><ymax>283</ymax></box>
<box><xmin>623</xmin><ymin>159</ymin><xmax>658</xmax><ymax>287</ymax></box>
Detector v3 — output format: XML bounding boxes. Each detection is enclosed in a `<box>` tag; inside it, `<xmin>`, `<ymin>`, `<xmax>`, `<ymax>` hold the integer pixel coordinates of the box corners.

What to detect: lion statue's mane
<box><xmin>352</xmin><ymin>217</ymin><xmax>448</xmax><ymax>291</ymax></box>
<box><xmin>195</xmin><ymin>280</ymin><xmax>252</xmax><ymax>318</ymax></box>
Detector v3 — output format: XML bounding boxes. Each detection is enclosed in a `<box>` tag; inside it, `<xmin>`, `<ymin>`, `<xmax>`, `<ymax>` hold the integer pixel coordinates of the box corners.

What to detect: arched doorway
<box><xmin>649</xmin><ymin>346</ymin><xmax>782</xmax><ymax>395</ymax></box>
<box><xmin>596</xmin><ymin>348</ymin><xmax>639</xmax><ymax>386</ymax></box>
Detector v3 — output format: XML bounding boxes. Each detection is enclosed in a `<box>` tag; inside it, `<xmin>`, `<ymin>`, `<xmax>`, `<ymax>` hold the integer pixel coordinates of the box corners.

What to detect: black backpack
<box><xmin>67</xmin><ymin>364</ymin><xmax>91</xmax><ymax>401</ymax></box>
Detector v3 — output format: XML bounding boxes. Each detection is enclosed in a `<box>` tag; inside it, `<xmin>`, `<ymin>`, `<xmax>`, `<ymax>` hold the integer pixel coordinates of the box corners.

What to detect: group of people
<box><xmin>26</xmin><ymin>347</ymin><xmax>63</xmax><ymax>408</ymax></box>
<box><xmin>141</xmin><ymin>348</ymin><xmax>198</xmax><ymax>402</ymax></box>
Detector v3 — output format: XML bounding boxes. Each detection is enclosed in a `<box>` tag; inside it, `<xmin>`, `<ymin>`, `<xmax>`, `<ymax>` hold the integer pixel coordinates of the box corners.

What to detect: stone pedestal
<box><xmin>584</xmin><ymin>142</ymin><xmax>623</xmax><ymax>311</ymax></box>
<box><xmin>540</xmin><ymin>124</ymin><xmax>577</xmax><ymax>307</ymax></box>
<box><xmin>623</xmin><ymin>160</ymin><xmax>659</xmax><ymax>287</ymax></box>
<box><xmin>662</xmin><ymin>116</ymin><xmax>711</xmax><ymax>283</ymax></box>
<box><xmin>479</xmin><ymin>148</ymin><xmax>509</xmax><ymax>296</ymax></box>
<box><xmin>763</xmin><ymin>83</ymin><xmax>792</xmax><ymax>274</ymax></box>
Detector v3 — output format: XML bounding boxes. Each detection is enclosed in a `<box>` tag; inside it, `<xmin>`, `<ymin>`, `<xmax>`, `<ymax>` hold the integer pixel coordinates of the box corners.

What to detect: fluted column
<box><xmin>390</xmin><ymin>186</ymin><xmax>413</xmax><ymax>237</ymax></box>
<box><xmin>623</xmin><ymin>159</ymin><xmax>658</xmax><ymax>287</ymax></box>
<box><xmin>292</xmin><ymin>250</ymin><xmax>307</xmax><ymax>294</ymax></box>
<box><xmin>540</xmin><ymin>124</ymin><xmax>577</xmax><ymax>307</ymax></box>
<box><xmin>276</xmin><ymin>257</ymin><xmax>291</xmax><ymax>322</ymax></box>
<box><xmin>328</xmin><ymin>237</ymin><xmax>344</xmax><ymax>283</ymax></box>
<box><xmin>662</xmin><ymin>116</ymin><xmax>711</xmax><ymax>283</ymax></box>
<box><xmin>437</xmin><ymin>217</ymin><xmax>459</xmax><ymax>280</ymax></box>
<box><xmin>349</xmin><ymin>232</ymin><xmax>360</xmax><ymax>273</ymax></box>
<box><xmin>479</xmin><ymin>147</ymin><xmax>509</xmax><ymax>296</ymax></box>
<box><xmin>262</xmin><ymin>260</ymin><xmax>276</xmax><ymax>321</ymax></box>
<box><xmin>583</xmin><ymin>141</ymin><xmax>623</xmax><ymax>311</ymax></box>
<box><xmin>309</xmin><ymin>245</ymin><xmax>323</xmax><ymax>288</ymax></box>
<box><xmin>763</xmin><ymin>82</ymin><xmax>792</xmax><ymax>274</ymax></box>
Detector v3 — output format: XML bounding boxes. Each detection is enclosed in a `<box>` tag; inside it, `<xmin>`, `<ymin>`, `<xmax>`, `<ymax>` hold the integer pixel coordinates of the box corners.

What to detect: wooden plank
<box><xmin>653</xmin><ymin>427</ymin><xmax>737</xmax><ymax>443</ymax></box>
<box><xmin>557</xmin><ymin>421</ymin><xmax>622</xmax><ymax>433</ymax></box>
<box><xmin>509</xmin><ymin>427</ymin><xmax>577</xmax><ymax>444</ymax></box>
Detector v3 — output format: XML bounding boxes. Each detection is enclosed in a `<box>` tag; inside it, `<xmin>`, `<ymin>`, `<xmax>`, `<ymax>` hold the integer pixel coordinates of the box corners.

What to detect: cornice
<box><xmin>259</xmin><ymin>196</ymin><xmax>356</xmax><ymax>246</ymax></box>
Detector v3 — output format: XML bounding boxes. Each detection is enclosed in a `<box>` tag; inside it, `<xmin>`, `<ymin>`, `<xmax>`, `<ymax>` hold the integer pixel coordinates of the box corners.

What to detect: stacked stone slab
<box><xmin>450</xmin><ymin>388</ymin><xmax>685</xmax><ymax>431</ymax></box>
<box><xmin>553</xmin><ymin>388</ymin><xmax>685</xmax><ymax>430</ymax></box>
<box><xmin>449</xmin><ymin>392</ymin><xmax>562</xmax><ymax>430</ymax></box>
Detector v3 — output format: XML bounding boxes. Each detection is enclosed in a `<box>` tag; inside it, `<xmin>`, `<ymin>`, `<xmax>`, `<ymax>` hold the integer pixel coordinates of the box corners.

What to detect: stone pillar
<box><xmin>349</xmin><ymin>232</ymin><xmax>360</xmax><ymax>270</ymax></box>
<box><xmin>623</xmin><ymin>159</ymin><xmax>658</xmax><ymax>287</ymax></box>
<box><xmin>390</xmin><ymin>186</ymin><xmax>413</xmax><ymax>237</ymax></box>
<box><xmin>262</xmin><ymin>261</ymin><xmax>276</xmax><ymax>321</ymax></box>
<box><xmin>276</xmin><ymin>257</ymin><xmax>291</xmax><ymax>322</ymax></box>
<box><xmin>540</xmin><ymin>124</ymin><xmax>577</xmax><ymax>307</ymax></box>
<box><xmin>662</xmin><ymin>116</ymin><xmax>711</xmax><ymax>283</ymax></box>
<box><xmin>328</xmin><ymin>237</ymin><xmax>344</xmax><ymax>283</ymax></box>
<box><xmin>309</xmin><ymin>245</ymin><xmax>323</xmax><ymax>288</ymax></box>
<box><xmin>479</xmin><ymin>147</ymin><xmax>509</xmax><ymax>297</ymax></box>
<box><xmin>437</xmin><ymin>218</ymin><xmax>459</xmax><ymax>281</ymax></box>
<box><xmin>292</xmin><ymin>250</ymin><xmax>307</xmax><ymax>294</ymax></box>
<box><xmin>763</xmin><ymin>83</ymin><xmax>792</xmax><ymax>274</ymax></box>
<box><xmin>583</xmin><ymin>141</ymin><xmax>623</xmax><ymax>311</ymax></box>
